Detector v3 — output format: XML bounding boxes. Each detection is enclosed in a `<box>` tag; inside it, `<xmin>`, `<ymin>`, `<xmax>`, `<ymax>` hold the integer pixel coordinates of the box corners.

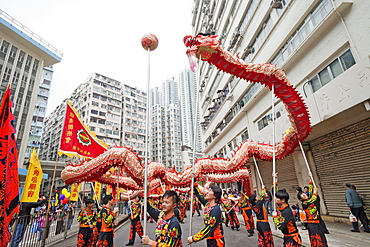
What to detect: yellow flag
<box><xmin>93</xmin><ymin>182</ymin><xmax>102</xmax><ymax>201</ymax></box>
<box><xmin>106</xmin><ymin>185</ymin><xmax>112</xmax><ymax>195</ymax></box>
<box><xmin>20</xmin><ymin>149</ymin><xmax>43</xmax><ymax>202</ymax></box>
<box><xmin>70</xmin><ymin>183</ymin><xmax>80</xmax><ymax>201</ymax></box>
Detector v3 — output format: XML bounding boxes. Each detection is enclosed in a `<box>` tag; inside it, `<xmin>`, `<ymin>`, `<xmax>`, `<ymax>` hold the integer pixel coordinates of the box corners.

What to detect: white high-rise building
<box><xmin>161</xmin><ymin>77</ymin><xmax>179</xmax><ymax>105</ymax></box>
<box><xmin>192</xmin><ymin>0</ymin><xmax>370</xmax><ymax>217</ymax></box>
<box><xmin>150</xmin><ymin>78</ymin><xmax>182</xmax><ymax>170</ymax></box>
<box><xmin>179</xmin><ymin>68</ymin><xmax>202</xmax><ymax>152</ymax></box>
<box><xmin>0</xmin><ymin>9</ymin><xmax>62</xmax><ymax>167</ymax></box>
<box><xmin>25</xmin><ymin>66</ymin><xmax>54</xmax><ymax>159</ymax></box>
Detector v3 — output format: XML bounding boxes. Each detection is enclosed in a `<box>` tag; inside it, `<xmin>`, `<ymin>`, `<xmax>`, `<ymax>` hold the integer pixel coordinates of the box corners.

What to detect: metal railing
<box><xmin>9</xmin><ymin>208</ymin><xmax>78</xmax><ymax>247</ymax></box>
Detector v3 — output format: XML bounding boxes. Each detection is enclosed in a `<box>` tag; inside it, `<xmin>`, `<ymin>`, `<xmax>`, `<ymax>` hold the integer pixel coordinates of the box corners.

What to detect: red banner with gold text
<box><xmin>58</xmin><ymin>102</ymin><xmax>108</xmax><ymax>159</ymax></box>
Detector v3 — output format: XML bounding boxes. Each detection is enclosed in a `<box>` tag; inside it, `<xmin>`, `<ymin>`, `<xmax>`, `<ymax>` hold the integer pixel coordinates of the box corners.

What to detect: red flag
<box><xmin>58</xmin><ymin>101</ymin><xmax>108</xmax><ymax>159</ymax></box>
<box><xmin>0</xmin><ymin>85</ymin><xmax>19</xmax><ymax>247</ymax></box>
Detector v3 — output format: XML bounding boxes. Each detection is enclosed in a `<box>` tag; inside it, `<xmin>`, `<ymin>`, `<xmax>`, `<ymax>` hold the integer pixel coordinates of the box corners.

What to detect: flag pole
<box><xmin>141</xmin><ymin>33</ymin><xmax>158</xmax><ymax>236</ymax></box>
<box><xmin>252</xmin><ymin>156</ymin><xmax>264</xmax><ymax>190</ymax></box>
<box><xmin>189</xmin><ymin>58</ymin><xmax>201</xmax><ymax>244</ymax></box>
<box><xmin>271</xmin><ymin>83</ymin><xmax>277</xmax><ymax>213</ymax></box>
<box><xmin>41</xmin><ymin>101</ymin><xmax>68</xmax><ymax>246</ymax></box>
<box><xmin>298</xmin><ymin>141</ymin><xmax>316</xmax><ymax>187</ymax></box>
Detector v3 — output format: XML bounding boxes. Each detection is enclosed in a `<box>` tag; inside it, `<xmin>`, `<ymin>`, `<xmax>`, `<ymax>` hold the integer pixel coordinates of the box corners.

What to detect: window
<box><xmin>241</xmin><ymin>129</ymin><xmax>249</xmax><ymax>141</ymax></box>
<box><xmin>258</xmin><ymin>116</ymin><xmax>269</xmax><ymax>131</ymax></box>
<box><xmin>309</xmin><ymin>49</ymin><xmax>356</xmax><ymax>92</ymax></box>
<box><xmin>92</xmin><ymin>101</ymin><xmax>99</xmax><ymax>106</ymax></box>
<box><xmin>91</xmin><ymin>109</ymin><xmax>98</xmax><ymax>115</ymax></box>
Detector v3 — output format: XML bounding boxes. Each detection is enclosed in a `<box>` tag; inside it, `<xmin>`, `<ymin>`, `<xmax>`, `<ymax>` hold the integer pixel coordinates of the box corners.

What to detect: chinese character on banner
<box><xmin>70</xmin><ymin>183</ymin><xmax>80</xmax><ymax>202</ymax></box>
<box><xmin>93</xmin><ymin>182</ymin><xmax>102</xmax><ymax>202</ymax></box>
<box><xmin>58</xmin><ymin>102</ymin><xmax>108</xmax><ymax>159</ymax></box>
<box><xmin>21</xmin><ymin>150</ymin><xmax>43</xmax><ymax>203</ymax></box>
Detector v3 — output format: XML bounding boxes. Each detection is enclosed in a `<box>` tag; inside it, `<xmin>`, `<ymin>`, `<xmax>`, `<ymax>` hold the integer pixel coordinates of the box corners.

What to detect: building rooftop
<box><xmin>0</xmin><ymin>9</ymin><xmax>62</xmax><ymax>66</ymax></box>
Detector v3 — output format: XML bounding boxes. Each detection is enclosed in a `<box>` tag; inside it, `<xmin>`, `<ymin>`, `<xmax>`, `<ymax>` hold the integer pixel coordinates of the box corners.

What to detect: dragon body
<box><xmin>61</xmin><ymin>35</ymin><xmax>310</xmax><ymax>192</ymax></box>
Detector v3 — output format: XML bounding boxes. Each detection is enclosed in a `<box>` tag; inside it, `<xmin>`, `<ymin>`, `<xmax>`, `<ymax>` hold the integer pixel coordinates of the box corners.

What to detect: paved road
<box><xmin>113</xmin><ymin>213</ymin><xmax>284</xmax><ymax>246</ymax></box>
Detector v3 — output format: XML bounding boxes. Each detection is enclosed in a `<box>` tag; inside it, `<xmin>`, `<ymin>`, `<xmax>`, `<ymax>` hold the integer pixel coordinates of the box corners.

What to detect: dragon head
<box><xmin>184</xmin><ymin>34</ymin><xmax>221</xmax><ymax>72</ymax></box>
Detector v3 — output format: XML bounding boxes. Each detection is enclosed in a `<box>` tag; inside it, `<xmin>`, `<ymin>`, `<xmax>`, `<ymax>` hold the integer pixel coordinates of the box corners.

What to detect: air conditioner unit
<box><xmin>266</xmin><ymin>114</ymin><xmax>273</xmax><ymax>121</ymax></box>
<box><xmin>271</xmin><ymin>0</ymin><xmax>283</xmax><ymax>9</ymax></box>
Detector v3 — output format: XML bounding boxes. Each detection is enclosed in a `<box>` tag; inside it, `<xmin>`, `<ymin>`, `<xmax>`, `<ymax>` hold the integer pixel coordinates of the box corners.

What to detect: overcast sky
<box><xmin>1</xmin><ymin>0</ymin><xmax>193</xmax><ymax>114</ymax></box>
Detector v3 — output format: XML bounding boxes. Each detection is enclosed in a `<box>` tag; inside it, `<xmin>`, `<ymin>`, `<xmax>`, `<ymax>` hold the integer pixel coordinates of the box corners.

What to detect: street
<box><xmin>113</xmin><ymin>213</ymin><xmax>284</xmax><ymax>246</ymax></box>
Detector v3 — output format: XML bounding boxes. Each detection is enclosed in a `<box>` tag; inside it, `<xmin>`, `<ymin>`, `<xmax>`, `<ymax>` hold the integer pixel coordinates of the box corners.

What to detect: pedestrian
<box><xmin>344</xmin><ymin>182</ymin><xmax>370</xmax><ymax>233</ymax></box>
<box><xmin>238</xmin><ymin>192</ymin><xmax>255</xmax><ymax>237</ymax></box>
<box><xmin>297</xmin><ymin>186</ymin><xmax>328</xmax><ymax>246</ymax></box>
<box><xmin>11</xmin><ymin>196</ymin><xmax>47</xmax><ymax>247</ymax></box>
<box><xmin>55</xmin><ymin>205</ymin><xmax>66</xmax><ymax>235</ymax></box>
<box><xmin>35</xmin><ymin>205</ymin><xmax>53</xmax><ymax>242</ymax></box>
<box><xmin>249</xmin><ymin>193</ymin><xmax>274</xmax><ymax>247</ymax></box>
<box><xmin>66</xmin><ymin>202</ymin><xmax>75</xmax><ymax>230</ymax></box>
<box><xmin>187</xmin><ymin>181</ymin><xmax>224</xmax><ymax>246</ymax></box>
<box><xmin>126</xmin><ymin>194</ymin><xmax>144</xmax><ymax>246</ymax></box>
<box><xmin>77</xmin><ymin>199</ymin><xmax>98</xmax><ymax>247</ymax></box>
<box><xmin>273</xmin><ymin>189</ymin><xmax>302</xmax><ymax>247</ymax></box>
<box><xmin>221</xmin><ymin>194</ymin><xmax>240</xmax><ymax>231</ymax></box>
<box><xmin>97</xmin><ymin>195</ymin><xmax>119</xmax><ymax>247</ymax></box>
<box><xmin>142</xmin><ymin>190</ymin><xmax>183</xmax><ymax>246</ymax></box>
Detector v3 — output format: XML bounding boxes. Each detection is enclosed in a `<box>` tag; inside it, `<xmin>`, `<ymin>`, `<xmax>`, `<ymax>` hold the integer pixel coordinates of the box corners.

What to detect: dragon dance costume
<box><xmin>301</xmin><ymin>184</ymin><xmax>328</xmax><ymax>247</ymax></box>
<box><xmin>178</xmin><ymin>198</ymin><xmax>186</xmax><ymax>223</ymax></box>
<box><xmin>251</xmin><ymin>198</ymin><xmax>274</xmax><ymax>247</ymax></box>
<box><xmin>238</xmin><ymin>194</ymin><xmax>255</xmax><ymax>236</ymax></box>
<box><xmin>273</xmin><ymin>204</ymin><xmax>302</xmax><ymax>247</ymax></box>
<box><xmin>222</xmin><ymin>199</ymin><xmax>240</xmax><ymax>230</ymax></box>
<box><xmin>192</xmin><ymin>197</ymin><xmax>201</xmax><ymax>216</ymax></box>
<box><xmin>147</xmin><ymin>199</ymin><xmax>183</xmax><ymax>247</ymax></box>
<box><xmin>77</xmin><ymin>208</ymin><xmax>98</xmax><ymax>247</ymax></box>
<box><xmin>127</xmin><ymin>200</ymin><xmax>144</xmax><ymax>245</ymax></box>
<box><xmin>97</xmin><ymin>205</ymin><xmax>116</xmax><ymax>247</ymax></box>
<box><xmin>192</xmin><ymin>182</ymin><xmax>225</xmax><ymax>247</ymax></box>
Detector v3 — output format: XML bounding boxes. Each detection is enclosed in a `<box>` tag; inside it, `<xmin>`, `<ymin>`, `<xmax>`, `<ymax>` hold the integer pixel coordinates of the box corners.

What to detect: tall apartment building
<box><xmin>179</xmin><ymin>68</ymin><xmax>202</xmax><ymax>152</ymax></box>
<box><xmin>162</xmin><ymin>77</ymin><xmax>179</xmax><ymax>105</ymax></box>
<box><xmin>40</xmin><ymin>72</ymin><xmax>147</xmax><ymax>161</ymax></box>
<box><xmin>0</xmin><ymin>9</ymin><xmax>62</xmax><ymax>167</ymax></box>
<box><xmin>25</xmin><ymin>66</ymin><xmax>54</xmax><ymax>159</ymax></box>
<box><xmin>192</xmin><ymin>0</ymin><xmax>370</xmax><ymax>217</ymax></box>
<box><xmin>151</xmin><ymin>78</ymin><xmax>182</xmax><ymax>170</ymax></box>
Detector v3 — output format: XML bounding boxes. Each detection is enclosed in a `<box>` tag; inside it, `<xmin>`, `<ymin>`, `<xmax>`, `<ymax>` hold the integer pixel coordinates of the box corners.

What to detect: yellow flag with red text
<box><xmin>70</xmin><ymin>183</ymin><xmax>80</xmax><ymax>201</ymax></box>
<box><xmin>93</xmin><ymin>182</ymin><xmax>102</xmax><ymax>201</ymax></box>
<box><xmin>20</xmin><ymin>149</ymin><xmax>43</xmax><ymax>202</ymax></box>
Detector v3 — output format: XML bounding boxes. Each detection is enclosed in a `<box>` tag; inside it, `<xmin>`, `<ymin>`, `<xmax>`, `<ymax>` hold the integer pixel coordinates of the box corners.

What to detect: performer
<box><xmin>97</xmin><ymin>195</ymin><xmax>119</xmax><ymax>247</ymax></box>
<box><xmin>178</xmin><ymin>194</ymin><xmax>186</xmax><ymax>223</ymax></box>
<box><xmin>297</xmin><ymin>186</ymin><xmax>328</xmax><ymax>247</ymax></box>
<box><xmin>142</xmin><ymin>190</ymin><xmax>182</xmax><ymax>246</ymax></box>
<box><xmin>187</xmin><ymin>181</ymin><xmax>225</xmax><ymax>247</ymax></box>
<box><xmin>77</xmin><ymin>199</ymin><xmax>98</xmax><ymax>247</ymax></box>
<box><xmin>249</xmin><ymin>193</ymin><xmax>274</xmax><ymax>247</ymax></box>
<box><xmin>126</xmin><ymin>194</ymin><xmax>144</xmax><ymax>246</ymax></box>
<box><xmin>192</xmin><ymin>196</ymin><xmax>201</xmax><ymax>217</ymax></box>
<box><xmin>273</xmin><ymin>189</ymin><xmax>302</xmax><ymax>247</ymax></box>
<box><xmin>238</xmin><ymin>192</ymin><xmax>255</xmax><ymax>237</ymax></box>
<box><xmin>221</xmin><ymin>194</ymin><xmax>240</xmax><ymax>231</ymax></box>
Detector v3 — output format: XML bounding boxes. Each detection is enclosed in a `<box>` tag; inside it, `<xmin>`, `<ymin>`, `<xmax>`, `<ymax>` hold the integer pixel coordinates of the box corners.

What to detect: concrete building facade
<box><xmin>192</xmin><ymin>0</ymin><xmax>370</xmax><ymax>218</ymax></box>
<box><xmin>0</xmin><ymin>9</ymin><xmax>62</xmax><ymax>167</ymax></box>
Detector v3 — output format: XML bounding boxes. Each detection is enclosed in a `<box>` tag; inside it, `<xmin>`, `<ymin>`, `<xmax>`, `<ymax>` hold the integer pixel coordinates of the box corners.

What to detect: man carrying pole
<box><xmin>97</xmin><ymin>195</ymin><xmax>119</xmax><ymax>247</ymax></box>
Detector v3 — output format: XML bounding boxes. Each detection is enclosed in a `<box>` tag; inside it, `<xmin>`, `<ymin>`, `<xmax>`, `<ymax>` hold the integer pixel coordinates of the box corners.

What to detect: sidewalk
<box><xmin>48</xmin><ymin>213</ymin><xmax>130</xmax><ymax>247</ymax></box>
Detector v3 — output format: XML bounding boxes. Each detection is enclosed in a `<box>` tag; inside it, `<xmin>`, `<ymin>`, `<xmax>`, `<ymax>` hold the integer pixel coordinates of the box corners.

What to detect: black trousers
<box><xmin>350</xmin><ymin>206</ymin><xmax>369</xmax><ymax>231</ymax></box>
